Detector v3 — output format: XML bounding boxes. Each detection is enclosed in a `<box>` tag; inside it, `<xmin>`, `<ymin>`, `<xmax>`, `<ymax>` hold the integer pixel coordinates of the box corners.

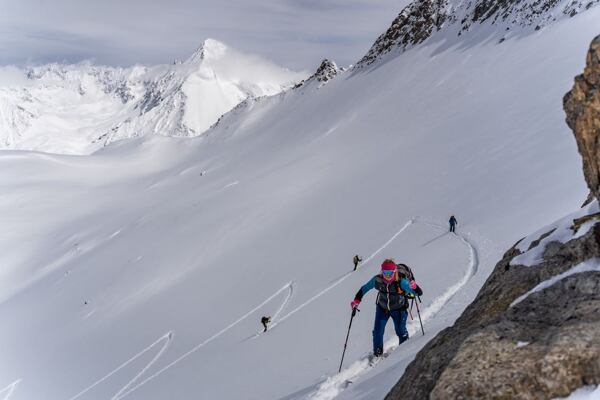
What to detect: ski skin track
<box><xmin>55</xmin><ymin>218</ymin><xmax>475</xmax><ymax>400</ymax></box>
<box><xmin>268</xmin><ymin>220</ymin><xmax>414</xmax><ymax>331</ymax></box>
<box><xmin>68</xmin><ymin>332</ymin><xmax>174</xmax><ymax>400</ymax></box>
<box><xmin>69</xmin><ymin>281</ymin><xmax>294</xmax><ymax>399</ymax></box>
<box><xmin>308</xmin><ymin>217</ymin><xmax>479</xmax><ymax>400</ymax></box>
<box><xmin>0</xmin><ymin>380</ymin><xmax>21</xmax><ymax>400</ymax></box>
<box><xmin>250</xmin><ymin>281</ymin><xmax>295</xmax><ymax>338</ymax></box>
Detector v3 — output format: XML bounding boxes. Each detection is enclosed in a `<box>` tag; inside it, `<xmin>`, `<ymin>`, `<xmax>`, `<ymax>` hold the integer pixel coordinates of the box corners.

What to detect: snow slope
<box><xmin>0</xmin><ymin>39</ymin><xmax>306</xmax><ymax>155</ymax></box>
<box><xmin>0</xmin><ymin>5</ymin><xmax>598</xmax><ymax>400</ymax></box>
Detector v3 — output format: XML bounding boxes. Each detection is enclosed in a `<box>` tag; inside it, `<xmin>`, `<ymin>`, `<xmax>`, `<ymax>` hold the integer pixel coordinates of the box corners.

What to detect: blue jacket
<box><xmin>355</xmin><ymin>275</ymin><xmax>417</xmax><ymax>311</ymax></box>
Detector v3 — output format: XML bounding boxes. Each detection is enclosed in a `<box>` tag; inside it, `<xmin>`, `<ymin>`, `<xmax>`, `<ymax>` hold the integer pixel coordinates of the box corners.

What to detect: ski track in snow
<box><xmin>307</xmin><ymin>217</ymin><xmax>479</xmax><ymax>400</ymax></box>
<box><xmin>268</xmin><ymin>219</ymin><xmax>414</xmax><ymax>331</ymax></box>
<box><xmin>0</xmin><ymin>380</ymin><xmax>21</xmax><ymax>400</ymax></box>
<box><xmin>70</xmin><ymin>282</ymin><xmax>294</xmax><ymax>399</ymax></box>
<box><xmin>66</xmin><ymin>217</ymin><xmax>477</xmax><ymax>400</ymax></box>
<box><xmin>68</xmin><ymin>332</ymin><xmax>173</xmax><ymax>400</ymax></box>
<box><xmin>250</xmin><ymin>281</ymin><xmax>295</xmax><ymax>338</ymax></box>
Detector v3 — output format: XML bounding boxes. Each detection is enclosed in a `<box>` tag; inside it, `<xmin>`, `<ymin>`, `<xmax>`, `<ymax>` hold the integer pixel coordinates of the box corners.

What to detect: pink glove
<box><xmin>350</xmin><ymin>299</ymin><xmax>360</xmax><ymax>309</ymax></box>
<box><xmin>409</xmin><ymin>280</ymin><xmax>418</xmax><ymax>290</ymax></box>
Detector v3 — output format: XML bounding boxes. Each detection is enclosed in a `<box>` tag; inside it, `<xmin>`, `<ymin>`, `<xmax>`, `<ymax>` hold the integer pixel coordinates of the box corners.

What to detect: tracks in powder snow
<box><xmin>0</xmin><ymin>380</ymin><xmax>21</xmax><ymax>400</ymax></box>
<box><xmin>266</xmin><ymin>220</ymin><xmax>415</xmax><ymax>332</ymax></box>
<box><xmin>307</xmin><ymin>217</ymin><xmax>479</xmax><ymax>400</ymax></box>
<box><xmin>67</xmin><ymin>282</ymin><xmax>294</xmax><ymax>399</ymax></box>
<box><xmin>40</xmin><ymin>217</ymin><xmax>477</xmax><ymax>400</ymax></box>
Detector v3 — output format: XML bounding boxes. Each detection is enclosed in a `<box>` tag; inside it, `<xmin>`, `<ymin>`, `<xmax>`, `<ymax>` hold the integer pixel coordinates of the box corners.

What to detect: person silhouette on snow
<box><xmin>449</xmin><ymin>215</ymin><xmax>458</xmax><ymax>233</ymax></box>
<box><xmin>261</xmin><ymin>316</ymin><xmax>271</xmax><ymax>332</ymax></box>
<box><xmin>353</xmin><ymin>254</ymin><xmax>363</xmax><ymax>271</ymax></box>
<box><xmin>350</xmin><ymin>259</ymin><xmax>422</xmax><ymax>357</ymax></box>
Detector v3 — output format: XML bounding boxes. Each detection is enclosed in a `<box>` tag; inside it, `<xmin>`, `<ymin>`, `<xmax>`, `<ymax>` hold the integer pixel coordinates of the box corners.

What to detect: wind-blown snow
<box><xmin>0</xmin><ymin>39</ymin><xmax>306</xmax><ymax>155</ymax></box>
<box><xmin>0</xmin><ymin>6</ymin><xmax>598</xmax><ymax>400</ymax></box>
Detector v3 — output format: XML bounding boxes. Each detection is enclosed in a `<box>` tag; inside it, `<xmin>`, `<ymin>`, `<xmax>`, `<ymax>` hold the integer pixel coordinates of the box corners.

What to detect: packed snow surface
<box><xmin>0</xmin><ymin>7</ymin><xmax>598</xmax><ymax>400</ymax></box>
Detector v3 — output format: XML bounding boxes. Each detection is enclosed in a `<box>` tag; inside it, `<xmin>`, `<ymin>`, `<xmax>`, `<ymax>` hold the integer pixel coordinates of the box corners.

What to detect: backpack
<box><xmin>396</xmin><ymin>263</ymin><xmax>414</xmax><ymax>280</ymax></box>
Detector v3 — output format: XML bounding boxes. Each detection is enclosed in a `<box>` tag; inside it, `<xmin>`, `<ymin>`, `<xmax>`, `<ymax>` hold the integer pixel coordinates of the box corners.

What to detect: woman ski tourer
<box><xmin>350</xmin><ymin>259</ymin><xmax>423</xmax><ymax>357</ymax></box>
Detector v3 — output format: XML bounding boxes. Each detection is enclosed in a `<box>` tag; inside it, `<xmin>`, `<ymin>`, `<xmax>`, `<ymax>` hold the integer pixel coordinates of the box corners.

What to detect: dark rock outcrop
<box><xmin>387</xmin><ymin>224</ymin><xmax>600</xmax><ymax>399</ymax></box>
<box><xmin>357</xmin><ymin>0</ymin><xmax>448</xmax><ymax>66</ymax></box>
<box><xmin>564</xmin><ymin>35</ymin><xmax>600</xmax><ymax>202</ymax></box>
<box><xmin>356</xmin><ymin>0</ymin><xmax>600</xmax><ymax>67</ymax></box>
<box><xmin>293</xmin><ymin>59</ymin><xmax>340</xmax><ymax>89</ymax></box>
<box><xmin>311</xmin><ymin>59</ymin><xmax>340</xmax><ymax>84</ymax></box>
<box><xmin>431</xmin><ymin>271</ymin><xmax>600</xmax><ymax>399</ymax></box>
<box><xmin>386</xmin><ymin>35</ymin><xmax>600</xmax><ymax>400</ymax></box>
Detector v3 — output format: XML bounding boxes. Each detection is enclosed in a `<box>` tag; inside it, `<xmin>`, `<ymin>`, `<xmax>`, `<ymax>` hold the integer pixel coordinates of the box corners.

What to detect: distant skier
<box><xmin>353</xmin><ymin>254</ymin><xmax>363</xmax><ymax>271</ymax></box>
<box><xmin>449</xmin><ymin>215</ymin><xmax>458</xmax><ymax>233</ymax></box>
<box><xmin>261</xmin><ymin>316</ymin><xmax>271</xmax><ymax>332</ymax></box>
<box><xmin>350</xmin><ymin>259</ymin><xmax>422</xmax><ymax>357</ymax></box>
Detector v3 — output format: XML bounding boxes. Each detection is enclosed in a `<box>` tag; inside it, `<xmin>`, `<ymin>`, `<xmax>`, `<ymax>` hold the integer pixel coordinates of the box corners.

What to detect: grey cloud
<box><xmin>0</xmin><ymin>0</ymin><xmax>408</xmax><ymax>70</ymax></box>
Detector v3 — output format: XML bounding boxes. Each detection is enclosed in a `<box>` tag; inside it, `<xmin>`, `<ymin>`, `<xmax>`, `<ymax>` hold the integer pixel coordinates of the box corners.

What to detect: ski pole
<box><xmin>414</xmin><ymin>297</ymin><xmax>425</xmax><ymax>335</ymax></box>
<box><xmin>339</xmin><ymin>307</ymin><xmax>359</xmax><ymax>373</ymax></box>
<box><xmin>409</xmin><ymin>299</ymin><xmax>414</xmax><ymax>320</ymax></box>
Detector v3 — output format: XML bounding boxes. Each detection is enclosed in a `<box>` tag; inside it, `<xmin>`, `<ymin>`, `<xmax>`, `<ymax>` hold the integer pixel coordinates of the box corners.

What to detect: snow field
<box><xmin>52</xmin><ymin>218</ymin><xmax>468</xmax><ymax>400</ymax></box>
<box><xmin>0</xmin><ymin>7</ymin><xmax>599</xmax><ymax>400</ymax></box>
<box><xmin>309</xmin><ymin>220</ymin><xmax>479</xmax><ymax>400</ymax></box>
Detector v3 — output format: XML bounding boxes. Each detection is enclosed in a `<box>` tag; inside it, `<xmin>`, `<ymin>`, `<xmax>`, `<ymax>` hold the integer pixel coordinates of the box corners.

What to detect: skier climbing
<box><xmin>449</xmin><ymin>215</ymin><xmax>458</xmax><ymax>233</ymax></box>
<box><xmin>261</xmin><ymin>316</ymin><xmax>271</xmax><ymax>332</ymax></box>
<box><xmin>350</xmin><ymin>259</ymin><xmax>422</xmax><ymax>357</ymax></box>
<box><xmin>353</xmin><ymin>254</ymin><xmax>363</xmax><ymax>271</ymax></box>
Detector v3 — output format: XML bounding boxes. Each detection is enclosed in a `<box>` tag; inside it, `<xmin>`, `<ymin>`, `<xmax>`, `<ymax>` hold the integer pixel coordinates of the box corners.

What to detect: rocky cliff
<box><xmin>564</xmin><ymin>36</ymin><xmax>600</xmax><ymax>202</ymax></box>
<box><xmin>386</xmin><ymin>35</ymin><xmax>600</xmax><ymax>400</ymax></box>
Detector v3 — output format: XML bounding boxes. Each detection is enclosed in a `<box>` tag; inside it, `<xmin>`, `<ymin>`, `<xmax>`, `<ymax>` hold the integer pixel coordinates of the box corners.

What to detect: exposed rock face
<box><xmin>356</xmin><ymin>0</ymin><xmax>600</xmax><ymax>67</ymax></box>
<box><xmin>357</xmin><ymin>0</ymin><xmax>447</xmax><ymax>66</ymax></box>
<box><xmin>312</xmin><ymin>59</ymin><xmax>340</xmax><ymax>84</ymax></box>
<box><xmin>387</xmin><ymin>223</ymin><xmax>600</xmax><ymax>400</ymax></box>
<box><xmin>564</xmin><ymin>35</ymin><xmax>600</xmax><ymax>201</ymax></box>
<box><xmin>385</xmin><ymin>34</ymin><xmax>600</xmax><ymax>400</ymax></box>
<box><xmin>431</xmin><ymin>272</ymin><xmax>600</xmax><ymax>399</ymax></box>
<box><xmin>293</xmin><ymin>59</ymin><xmax>340</xmax><ymax>89</ymax></box>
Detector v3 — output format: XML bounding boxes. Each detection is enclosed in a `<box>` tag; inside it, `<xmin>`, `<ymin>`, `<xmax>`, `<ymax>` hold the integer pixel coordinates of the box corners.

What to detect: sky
<box><xmin>0</xmin><ymin>0</ymin><xmax>408</xmax><ymax>71</ymax></box>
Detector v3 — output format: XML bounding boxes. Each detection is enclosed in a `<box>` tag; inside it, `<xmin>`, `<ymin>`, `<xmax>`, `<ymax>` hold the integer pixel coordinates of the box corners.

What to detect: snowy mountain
<box><xmin>0</xmin><ymin>1</ymin><xmax>599</xmax><ymax>400</ymax></box>
<box><xmin>0</xmin><ymin>39</ymin><xmax>306</xmax><ymax>154</ymax></box>
<box><xmin>356</xmin><ymin>0</ymin><xmax>600</xmax><ymax>66</ymax></box>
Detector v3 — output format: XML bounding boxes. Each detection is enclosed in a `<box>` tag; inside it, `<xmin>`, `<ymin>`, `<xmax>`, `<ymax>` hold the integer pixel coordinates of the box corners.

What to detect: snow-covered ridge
<box><xmin>0</xmin><ymin>39</ymin><xmax>307</xmax><ymax>155</ymax></box>
<box><xmin>209</xmin><ymin>58</ymin><xmax>342</xmax><ymax>134</ymax></box>
<box><xmin>356</xmin><ymin>0</ymin><xmax>600</xmax><ymax>67</ymax></box>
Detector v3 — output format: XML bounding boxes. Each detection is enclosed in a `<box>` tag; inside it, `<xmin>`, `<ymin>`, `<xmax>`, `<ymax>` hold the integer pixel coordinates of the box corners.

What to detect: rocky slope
<box><xmin>357</xmin><ymin>0</ymin><xmax>600</xmax><ymax>67</ymax></box>
<box><xmin>386</xmin><ymin>35</ymin><xmax>600</xmax><ymax>400</ymax></box>
<box><xmin>564</xmin><ymin>36</ymin><xmax>600</xmax><ymax>202</ymax></box>
<box><xmin>292</xmin><ymin>59</ymin><xmax>340</xmax><ymax>90</ymax></box>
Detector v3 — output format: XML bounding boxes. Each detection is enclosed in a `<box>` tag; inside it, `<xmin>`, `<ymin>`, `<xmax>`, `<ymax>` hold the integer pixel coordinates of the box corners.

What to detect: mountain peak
<box><xmin>186</xmin><ymin>39</ymin><xmax>228</xmax><ymax>63</ymax></box>
<box><xmin>293</xmin><ymin>59</ymin><xmax>340</xmax><ymax>90</ymax></box>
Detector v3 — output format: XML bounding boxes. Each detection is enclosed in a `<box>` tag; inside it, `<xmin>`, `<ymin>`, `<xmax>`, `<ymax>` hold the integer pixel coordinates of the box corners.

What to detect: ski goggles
<box><xmin>382</xmin><ymin>269</ymin><xmax>395</xmax><ymax>278</ymax></box>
